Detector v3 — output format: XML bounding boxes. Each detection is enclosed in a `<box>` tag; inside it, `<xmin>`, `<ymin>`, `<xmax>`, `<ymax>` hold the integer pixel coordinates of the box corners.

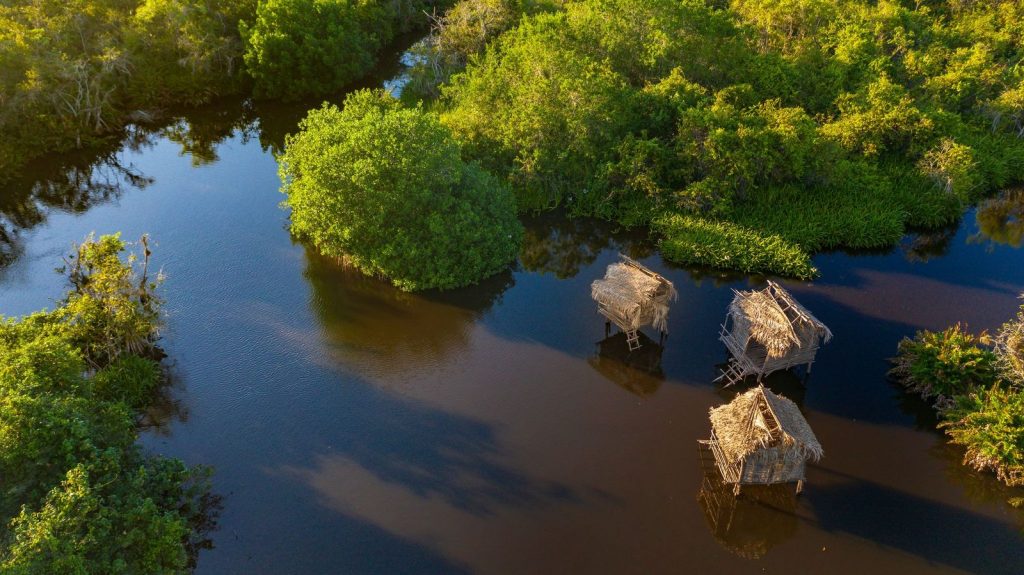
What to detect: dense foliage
<box><xmin>280</xmin><ymin>89</ymin><xmax>523</xmax><ymax>290</ymax></box>
<box><xmin>0</xmin><ymin>0</ymin><xmax>254</xmax><ymax>176</ymax></box>
<box><xmin>242</xmin><ymin>0</ymin><xmax>446</xmax><ymax>100</ymax></box>
<box><xmin>0</xmin><ymin>234</ymin><xmax>214</xmax><ymax>573</ymax></box>
<box><xmin>890</xmin><ymin>324</ymin><xmax>999</xmax><ymax>409</ymax></box>
<box><xmin>943</xmin><ymin>383</ymin><xmax>1024</xmax><ymax>487</ymax></box>
<box><xmin>418</xmin><ymin>0</ymin><xmax>1024</xmax><ymax>276</ymax></box>
<box><xmin>0</xmin><ymin>0</ymin><xmax>444</xmax><ymax>177</ymax></box>
<box><xmin>892</xmin><ymin>299</ymin><xmax>1024</xmax><ymax>489</ymax></box>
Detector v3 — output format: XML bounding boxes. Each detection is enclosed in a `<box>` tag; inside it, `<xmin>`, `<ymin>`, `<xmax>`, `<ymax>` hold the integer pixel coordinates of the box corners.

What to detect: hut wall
<box><xmin>739</xmin><ymin>447</ymin><xmax>807</xmax><ymax>485</ymax></box>
<box><xmin>720</xmin><ymin>324</ymin><xmax>822</xmax><ymax>377</ymax></box>
<box><xmin>707</xmin><ymin>432</ymin><xmax>743</xmax><ymax>484</ymax></box>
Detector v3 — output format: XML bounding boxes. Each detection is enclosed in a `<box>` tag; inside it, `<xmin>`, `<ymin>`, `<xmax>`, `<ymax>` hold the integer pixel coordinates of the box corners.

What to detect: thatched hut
<box><xmin>591</xmin><ymin>255</ymin><xmax>676</xmax><ymax>350</ymax></box>
<box><xmin>717</xmin><ymin>281</ymin><xmax>831</xmax><ymax>385</ymax></box>
<box><xmin>700</xmin><ymin>385</ymin><xmax>822</xmax><ymax>494</ymax></box>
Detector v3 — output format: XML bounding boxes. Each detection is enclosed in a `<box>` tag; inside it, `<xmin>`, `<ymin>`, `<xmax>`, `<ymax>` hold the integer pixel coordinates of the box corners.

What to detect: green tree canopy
<box><xmin>280</xmin><ymin>89</ymin><xmax>522</xmax><ymax>290</ymax></box>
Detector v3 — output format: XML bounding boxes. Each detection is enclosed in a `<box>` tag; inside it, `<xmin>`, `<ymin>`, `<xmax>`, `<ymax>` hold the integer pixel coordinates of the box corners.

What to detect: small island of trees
<box><xmin>279</xmin><ymin>90</ymin><xmax>523</xmax><ymax>290</ymax></box>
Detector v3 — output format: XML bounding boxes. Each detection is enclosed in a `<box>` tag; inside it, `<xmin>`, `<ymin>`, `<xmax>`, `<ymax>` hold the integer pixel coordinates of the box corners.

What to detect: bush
<box><xmin>56</xmin><ymin>234</ymin><xmax>163</xmax><ymax>367</ymax></box>
<box><xmin>942</xmin><ymin>384</ymin><xmax>1024</xmax><ymax>487</ymax></box>
<box><xmin>280</xmin><ymin>89</ymin><xmax>522</xmax><ymax>290</ymax></box>
<box><xmin>241</xmin><ymin>0</ymin><xmax>441</xmax><ymax>100</ymax></box>
<box><xmin>890</xmin><ymin>325</ymin><xmax>999</xmax><ymax>410</ymax></box>
<box><xmin>994</xmin><ymin>297</ymin><xmax>1024</xmax><ymax>386</ymax></box>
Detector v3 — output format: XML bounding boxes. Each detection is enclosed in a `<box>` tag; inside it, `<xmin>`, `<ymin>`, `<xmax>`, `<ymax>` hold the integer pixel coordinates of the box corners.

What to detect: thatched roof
<box><xmin>709</xmin><ymin>385</ymin><xmax>823</xmax><ymax>465</ymax></box>
<box><xmin>591</xmin><ymin>255</ymin><xmax>677</xmax><ymax>332</ymax></box>
<box><xmin>728</xmin><ymin>281</ymin><xmax>831</xmax><ymax>358</ymax></box>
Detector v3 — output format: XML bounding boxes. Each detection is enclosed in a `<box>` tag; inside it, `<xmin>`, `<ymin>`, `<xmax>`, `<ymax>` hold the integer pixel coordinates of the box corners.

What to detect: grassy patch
<box><xmin>654</xmin><ymin>213</ymin><xmax>816</xmax><ymax>279</ymax></box>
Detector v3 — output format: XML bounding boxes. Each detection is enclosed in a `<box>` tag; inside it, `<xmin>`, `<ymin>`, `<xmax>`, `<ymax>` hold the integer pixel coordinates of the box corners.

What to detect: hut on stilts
<box><xmin>591</xmin><ymin>255</ymin><xmax>677</xmax><ymax>351</ymax></box>
<box><xmin>700</xmin><ymin>385</ymin><xmax>823</xmax><ymax>495</ymax></box>
<box><xmin>717</xmin><ymin>281</ymin><xmax>831</xmax><ymax>386</ymax></box>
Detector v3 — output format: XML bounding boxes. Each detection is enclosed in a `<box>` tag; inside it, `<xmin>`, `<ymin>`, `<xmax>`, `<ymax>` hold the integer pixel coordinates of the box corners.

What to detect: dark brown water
<box><xmin>1</xmin><ymin>50</ymin><xmax>1024</xmax><ymax>574</ymax></box>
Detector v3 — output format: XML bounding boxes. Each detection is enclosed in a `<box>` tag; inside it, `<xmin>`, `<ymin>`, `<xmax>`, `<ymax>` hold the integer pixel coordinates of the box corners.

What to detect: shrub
<box><xmin>280</xmin><ymin>89</ymin><xmax>522</xmax><ymax>290</ymax></box>
<box><xmin>994</xmin><ymin>297</ymin><xmax>1024</xmax><ymax>386</ymax></box>
<box><xmin>890</xmin><ymin>325</ymin><xmax>999</xmax><ymax>410</ymax></box>
<box><xmin>56</xmin><ymin>234</ymin><xmax>163</xmax><ymax>367</ymax></box>
<box><xmin>241</xmin><ymin>0</ymin><xmax>441</xmax><ymax>100</ymax></box>
<box><xmin>942</xmin><ymin>384</ymin><xmax>1024</xmax><ymax>487</ymax></box>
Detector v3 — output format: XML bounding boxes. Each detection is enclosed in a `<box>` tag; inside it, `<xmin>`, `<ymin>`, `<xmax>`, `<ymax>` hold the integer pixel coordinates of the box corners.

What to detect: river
<box><xmin>1</xmin><ymin>44</ymin><xmax>1023</xmax><ymax>574</ymax></box>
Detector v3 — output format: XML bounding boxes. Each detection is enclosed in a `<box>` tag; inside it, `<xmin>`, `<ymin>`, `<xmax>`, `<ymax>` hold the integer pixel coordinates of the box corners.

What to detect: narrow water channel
<box><xmin>1</xmin><ymin>45</ymin><xmax>1023</xmax><ymax>574</ymax></box>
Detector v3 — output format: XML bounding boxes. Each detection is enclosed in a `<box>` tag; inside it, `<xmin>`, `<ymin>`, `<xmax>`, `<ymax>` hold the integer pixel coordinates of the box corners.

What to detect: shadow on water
<box><xmin>809</xmin><ymin>466</ymin><xmax>1024</xmax><ymax>575</ymax></box>
<box><xmin>697</xmin><ymin>445</ymin><xmax>800</xmax><ymax>560</ymax></box>
<box><xmin>713</xmin><ymin>369</ymin><xmax>808</xmax><ymax>406</ymax></box>
<box><xmin>588</xmin><ymin>331</ymin><xmax>665</xmax><ymax>396</ymax></box>
<box><xmin>274</xmin><ymin>381</ymin><xmax>581</xmax><ymax>517</ymax></box>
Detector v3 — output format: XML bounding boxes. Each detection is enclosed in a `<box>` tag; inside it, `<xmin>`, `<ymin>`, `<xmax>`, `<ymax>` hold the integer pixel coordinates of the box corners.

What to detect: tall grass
<box><xmin>654</xmin><ymin>213</ymin><xmax>816</xmax><ymax>279</ymax></box>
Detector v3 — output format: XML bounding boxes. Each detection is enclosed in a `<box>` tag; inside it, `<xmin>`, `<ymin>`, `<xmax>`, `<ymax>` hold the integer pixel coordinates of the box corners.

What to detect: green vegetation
<box><xmin>279</xmin><ymin>89</ymin><xmax>523</xmax><ymax>290</ymax></box>
<box><xmin>892</xmin><ymin>299</ymin><xmax>1024</xmax><ymax>488</ymax></box>
<box><xmin>0</xmin><ymin>0</ymin><xmax>445</xmax><ymax>178</ymax></box>
<box><xmin>0</xmin><ymin>0</ymin><xmax>253</xmax><ymax>176</ymax></box>
<box><xmin>401</xmin><ymin>0</ymin><xmax>1024</xmax><ymax>276</ymax></box>
<box><xmin>242</xmin><ymin>0</ymin><xmax>444</xmax><ymax>100</ymax></box>
<box><xmin>943</xmin><ymin>383</ymin><xmax>1024</xmax><ymax>487</ymax></box>
<box><xmin>891</xmin><ymin>324</ymin><xmax>999</xmax><ymax>409</ymax></box>
<box><xmin>0</xmin><ymin>234</ymin><xmax>215</xmax><ymax>573</ymax></box>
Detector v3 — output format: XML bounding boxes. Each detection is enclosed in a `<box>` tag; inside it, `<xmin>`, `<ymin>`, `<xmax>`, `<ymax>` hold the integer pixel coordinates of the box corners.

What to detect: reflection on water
<box><xmin>971</xmin><ymin>188</ymin><xmax>1024</xmax><ymax>248</ymax></box>
<box><xmin>588</xmin><ymin>332</ymin><xmax>664</xmax><ymax>396</ymax></box>
<box><xmin>697</xmin><ymin>445</ymin><xmax>800</xmax><ymax>559</ymax></box>
<box><xmin>901</xmin><ymin>224</ymin><xmax>959</xmax><ymax>263</ymax></box>
<box><xmin>137</xmin><ymin>364</ymin><xmax>192</xmax><ymax>437</ymax></box>
<box><xmin>519</xmin><ymin>211</ymin><xmax>655</xmax><ymax>279</ymax></box>
<box><xmin>302</xmin><ymin>247</ymin><xmax>513</xmax><ymax>380</ymax></box>
<box><xmin>0</xmin><ymin>131</ymin><xmax>155</xmax><ymax>269</ymax></box>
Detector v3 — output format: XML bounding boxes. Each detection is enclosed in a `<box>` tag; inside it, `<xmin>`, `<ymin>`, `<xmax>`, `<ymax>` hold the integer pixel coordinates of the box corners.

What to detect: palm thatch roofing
<box><xmin>727</xmin><ymin>281</ymin><xmax>832</xmax><ymax>359</ymax></box>
<box><xmin>591</xmin><ymin>255</ymin><xmax>677</xmax><ymax>333</ymax></box>
<box><xmin>709</xmin><ymin>385</ymin><xmax>823</xmax><ymax>466</ymax></box>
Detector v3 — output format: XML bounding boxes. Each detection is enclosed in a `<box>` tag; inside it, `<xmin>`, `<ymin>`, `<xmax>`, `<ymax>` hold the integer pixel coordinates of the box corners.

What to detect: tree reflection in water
<box><xmin>970</xmin><ymin>188</ymin><xmax>1024</xmax><ymax>249</ymax></box>
<box><xmin>519</xmin><ymin>210</ymin><xmax>656</xmax><ymax>279</ymax></box>
<box><xmin>902</xmin><ymin>224</ymin><xmax>959</xmax><ymax>263</ymax></box>
<box><xmin>0</xmin><ymin>130</ymin><xmax>156</xmax><ymax>269</ymax></box>
<box><xmin>697</xmin><ymin>444</ymin><xmax>800</xmax><ymax>559</ymax></box>
<box><xmin>301</xmin><ymin>246</ymin><xmax>514</xmax><ymax>381</ymax></box>
<box><xmin>588</xmin><ymin>331</ymin><xmax>664</xmax><ymax>396</ymax></box>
